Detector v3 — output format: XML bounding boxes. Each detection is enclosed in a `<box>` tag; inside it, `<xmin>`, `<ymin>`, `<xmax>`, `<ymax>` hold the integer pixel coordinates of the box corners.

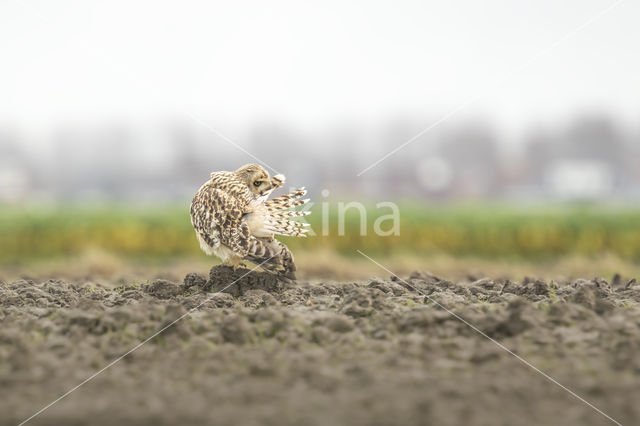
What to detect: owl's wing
<box><xmin>257</xmin><ymin>188</ymin><xmax>311</xmax><ymax>237</ymax></box>
<box><xmin>190</xmin><ymin>187</ymin><xmax>252</xmax><ymax>257</ymax></box>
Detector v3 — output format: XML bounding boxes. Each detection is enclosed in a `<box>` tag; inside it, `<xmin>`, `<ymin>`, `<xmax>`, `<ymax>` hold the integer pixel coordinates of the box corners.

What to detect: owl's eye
<box><xmin>253</xmin><ymin>181</ymin><xmax>262</xmax><ymax>187</ymax></box>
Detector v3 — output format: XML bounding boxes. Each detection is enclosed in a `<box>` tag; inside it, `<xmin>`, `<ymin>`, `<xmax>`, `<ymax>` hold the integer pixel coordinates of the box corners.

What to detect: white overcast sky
<box><xmin>1</xmin><ymin>0</ymin><xmax>639</xmax><ymax>140</ymax></box>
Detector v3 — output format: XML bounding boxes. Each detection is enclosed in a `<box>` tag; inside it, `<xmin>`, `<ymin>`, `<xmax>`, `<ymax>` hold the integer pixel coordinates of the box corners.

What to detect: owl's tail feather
<box><xmin>246</xmin><ymin>237</ymin><xmax>297</xmax><ymax>280</ymax></box>
<box><xmin>263</xmin><ymin>187</ymin><xmax>310</xmax><ymax>238</ymax></box>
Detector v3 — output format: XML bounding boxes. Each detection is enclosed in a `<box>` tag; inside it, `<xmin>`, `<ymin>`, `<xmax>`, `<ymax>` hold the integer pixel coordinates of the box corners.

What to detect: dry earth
<box><xmin>2</xmin><ymin>267</ymin><xmax>640</xmax><ymax>425</ymax></box>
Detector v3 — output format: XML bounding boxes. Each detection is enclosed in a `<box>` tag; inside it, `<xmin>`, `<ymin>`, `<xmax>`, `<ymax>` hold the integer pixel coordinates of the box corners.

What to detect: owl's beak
<box><xmin>259</xmin><ymin>186</ymin><xmax>274</xmax><ymax>197</ymax></box>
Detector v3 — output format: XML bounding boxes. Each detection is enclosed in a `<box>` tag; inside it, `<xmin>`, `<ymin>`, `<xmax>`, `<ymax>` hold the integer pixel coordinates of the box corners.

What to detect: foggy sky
<box><xmin>1</xmin><ymin>0</ymin><xmax>639</xmax><ymax>142</ymax></box>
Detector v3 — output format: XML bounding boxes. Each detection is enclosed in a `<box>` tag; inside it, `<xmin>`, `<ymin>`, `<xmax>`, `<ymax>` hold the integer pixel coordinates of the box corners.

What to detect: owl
<box><xmin>190</xmin><ymin>164</ymin><xmax>310</xmax><ymax>280</ymax></box>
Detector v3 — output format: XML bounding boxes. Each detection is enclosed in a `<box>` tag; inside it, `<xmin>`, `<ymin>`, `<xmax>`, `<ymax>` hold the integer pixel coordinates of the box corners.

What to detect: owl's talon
<box><xmin>230</xmin><ymin>261</ymin><xmax>247</xmax><ymax>270</ymax></box>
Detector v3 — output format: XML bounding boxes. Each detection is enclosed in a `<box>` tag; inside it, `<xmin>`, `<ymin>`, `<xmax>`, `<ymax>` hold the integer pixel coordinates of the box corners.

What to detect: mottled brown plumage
<box><xmin>190</xmin><ymin>164</ymin><xmax>310</xmax><ymax>280</ymax></box>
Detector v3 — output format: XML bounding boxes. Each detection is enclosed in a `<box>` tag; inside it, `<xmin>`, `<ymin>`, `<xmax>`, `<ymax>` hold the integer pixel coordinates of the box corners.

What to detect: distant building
<box><xmin>547</xmin><ymin>159</ymin><xmax>614</xmax><ymax>199</ymax></box>
<box><xmin>520</xmin><ymin>116</ymin><xmax>632</xmax><ymax>201</ymax></box>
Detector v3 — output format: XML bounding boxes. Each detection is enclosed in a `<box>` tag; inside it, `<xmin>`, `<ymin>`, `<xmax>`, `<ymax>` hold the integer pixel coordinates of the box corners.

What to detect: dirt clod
<box><xmin>182</xmin><ymin>272</ymin><xmax>207</xmax><ymax>290</ymax></box>
<box><xmin>144</xmin><ymin>279</ymin><xmax>181</xmax><ymax>299</ymax></box>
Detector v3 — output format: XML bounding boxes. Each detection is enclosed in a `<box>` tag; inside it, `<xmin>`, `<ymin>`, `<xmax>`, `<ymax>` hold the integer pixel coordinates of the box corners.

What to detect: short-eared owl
<box><xmin>190</xmin><ymin>164</ymin><xmax>309</xmax><ymax>280</ymax></box>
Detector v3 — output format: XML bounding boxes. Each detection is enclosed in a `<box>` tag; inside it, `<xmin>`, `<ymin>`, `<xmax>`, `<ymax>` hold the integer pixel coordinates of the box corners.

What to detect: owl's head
<box><xmin>234</xmin><ymin>163</ymin><xmax>285</xmax><ymax>197</ymax></box>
